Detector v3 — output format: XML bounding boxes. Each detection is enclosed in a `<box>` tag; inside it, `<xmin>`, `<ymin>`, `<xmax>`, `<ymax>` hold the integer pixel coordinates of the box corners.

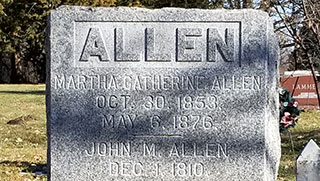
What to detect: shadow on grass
<box><xmin>0</xmin><ymin>161</ymin><xmax>47</xmax><ymax>174</ymax></box>
<box><xmin>281</xmin><ymin>128</ymin><xmax>320</xmax><ymax>155</ymax></box>
<box><xmin>277</xmin><ymin>129</ymin><xmax>320</xmax><ymax>180</ymax></box>
<box><xmin>0</xmin><ymin>90</ymin><xmax>45</xmax><ymax>95</ymax></box>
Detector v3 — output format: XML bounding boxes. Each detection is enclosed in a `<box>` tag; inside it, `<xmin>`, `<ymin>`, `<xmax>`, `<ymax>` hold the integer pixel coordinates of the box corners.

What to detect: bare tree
<box><xmin>272</xmin><ymin>0</ymin><xmax>320</xmax><ymax>107</ymax></box>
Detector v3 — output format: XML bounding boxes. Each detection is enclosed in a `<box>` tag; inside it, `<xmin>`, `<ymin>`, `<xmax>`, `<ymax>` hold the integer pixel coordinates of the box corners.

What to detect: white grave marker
<box><xmin>297</xmin><ymin>139</ymin><xmax>320</xmax><ymax>181</ymax></box>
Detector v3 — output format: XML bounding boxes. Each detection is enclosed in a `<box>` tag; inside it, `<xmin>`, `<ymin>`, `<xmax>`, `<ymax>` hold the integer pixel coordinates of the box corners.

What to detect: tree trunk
<box><xmin>227</xmin><ymin>0</ymin><xmax>234</xmax><ymax>9</ymax></box>
<box><xmin>293</xmin><ymin>45</ymin><xmax>298</xmax><ymax>70</ymax></box>
<box><xmin>10</xmin><ymin>52</ymin><xmax>19</xmax><ymax>83</ymax></box>
<box><xmin>0</xmin><ymin>52</ymin><xmax>3</xmax><ymax>83</ymax></box>
<box><xmin>235</xmin><ymin>0</ymin><xmax>241</xmax><ymax>9</ymax></box>
<box><xmin>307</xmin><ymin>55</ymin><xmax>320</xmax><ymax>108</ymax></box>
<box><xmin>243</xmin><ymin>0</ymin><xmax>253</xmax><ymax>8</ymax></box>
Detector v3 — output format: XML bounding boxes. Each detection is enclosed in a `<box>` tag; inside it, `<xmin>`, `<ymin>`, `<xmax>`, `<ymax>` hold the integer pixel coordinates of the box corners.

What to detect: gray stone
<box><xmin>46</xmin><ymin>6</ymin><xmax>280</xmax><ymax>181</ymax></box>
<box><xmin>297</xmin><ymin>139</ymin><xmax>320</xmax><ymax>181</ymax></box>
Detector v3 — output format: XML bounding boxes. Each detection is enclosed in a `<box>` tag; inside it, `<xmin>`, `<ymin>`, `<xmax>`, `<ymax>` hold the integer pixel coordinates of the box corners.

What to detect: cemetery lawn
<box><xmin>0</xmin><ymin>84</ymin><xmax>320</xmax><ymax>181</ymax></box>
<box><xmin>278</xmin><ymin>109</ymin><xmax>320</xmax><ymax>181</ymax></box>
<box><xmin>0</xmin><ymin>84</ymin><xmax>46</xmax><ymax>181</ymax></box>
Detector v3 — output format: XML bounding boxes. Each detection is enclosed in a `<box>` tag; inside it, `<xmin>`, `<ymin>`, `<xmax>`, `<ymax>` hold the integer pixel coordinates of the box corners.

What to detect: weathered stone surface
<box><xmin>297</xmin><ymin>139</ymin><xmax>320</xmax><ymax>181</ymax></box>
<box><xmin>46</xmin><ymin>6</ymin><xmax>280</xmax><ymax>181</ymax></box>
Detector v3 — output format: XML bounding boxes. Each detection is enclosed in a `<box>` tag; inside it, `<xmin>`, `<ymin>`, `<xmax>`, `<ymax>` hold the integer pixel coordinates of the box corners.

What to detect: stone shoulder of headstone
<box><xmin>297</xmin><ymin>139</ymin><xmax>320</xmax><ymax>181</ymax></box>
<box><xmin>51</xmin><ymin>5</ymin><xmax>271</xmax><ymax>21</ymax></box>
<box><xmin>47</xmin><ymin>6</ymin><xmax>280</xmax><ymax>181</ymax></box>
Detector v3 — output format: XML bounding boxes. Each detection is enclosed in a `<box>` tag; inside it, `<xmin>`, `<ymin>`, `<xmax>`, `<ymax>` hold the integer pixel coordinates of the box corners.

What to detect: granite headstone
<box><xmin>297</xmin><ymin>139</ymin><xmax>320</xmax><ymax>181</ymax></box>
<box><xmin>46</xmin><ymin>6</ymin><xmax>280</xmax><ymax>180</ymax></box>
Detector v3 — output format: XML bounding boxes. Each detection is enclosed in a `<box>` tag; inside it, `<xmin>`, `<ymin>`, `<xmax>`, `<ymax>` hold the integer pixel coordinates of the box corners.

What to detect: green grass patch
<box><xmin>0</xmin><ymin>84</ymin><xmax>46</xmax><ymax>181</ymax></box>
<box><xmin>277</xmin><ymin>109</ymin><xmax>320</xmax><ymax>181</ymax></box>
<box><xmin>0</xmin><ymin>84</ymin><xmax>319</xmax><ymax>180</ymax></box>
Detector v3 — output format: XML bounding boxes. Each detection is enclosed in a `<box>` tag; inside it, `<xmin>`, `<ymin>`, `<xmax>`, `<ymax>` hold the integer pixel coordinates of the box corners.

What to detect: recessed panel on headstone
<box><xmin>46</xmin><ymin>6</ymin><xmax>280</xmax><ymax>181</ymax></box>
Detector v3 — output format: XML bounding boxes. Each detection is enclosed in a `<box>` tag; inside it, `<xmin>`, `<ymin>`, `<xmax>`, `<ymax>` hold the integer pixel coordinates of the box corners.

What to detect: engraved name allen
<box><xmin>78</xmin><ymin>27</ymin><xmax>238</xmax><ymax>63</ymax></box>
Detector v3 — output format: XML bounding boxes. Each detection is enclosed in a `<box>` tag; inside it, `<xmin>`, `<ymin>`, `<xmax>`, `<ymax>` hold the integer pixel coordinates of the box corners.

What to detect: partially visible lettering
<box><xmin>207</xmin><ymin>28</ymin><xmax>235</xmax><ymax>62</ymax></box>
<box><xmin>80</xmin><ymin>28</ymin><xmax>110</xmax><ymax>62</ymax></box>
<box><xmin>114</xmin><ymin>28</ymin><xmax>141</xmax><ymax>61</ymax></box>
<box><xmin>145</xmin><ymin>28</ymin><xmax>171</xmax><ymax>62</ymax></box>
<box><xmin>76</xmin><ymin>24</ymin><xmax>241</xmax><ymax>65</ymax></box>
<box><xmin>85</xmin><ymin>142</ymin><xmax>131</xmax><ymax>157</ymax></box>
<box><xmin>110</xmin><ymin>161</ymin><xmax>143</xmax><ymax>176</ymax></box>
<box><xmin>172</xmin><ymin>162</ymin><xmax>204</xmax><ymax>177</ymax></box>
<box><xmin>96</xmin><ymin>95</ymin><xmax>131</xmax><ymax>109</ymax></box>
<box><xmin>176</xmin><ymin>28</ymin><xmax>202</xmax><ymax>62</ymax></box>
<box><xmin>101</xmin><ymin>114</ymin><xmax>136</xmax><ymax>129</ymax></box>
<box><xmin>168</xmin><ymin>142</ymin><xmax>228</xmax><ymax>158</ymax></box>
<box><xmin>53</xmin><ymin>74</ymin><xmax>262</xmax><ymax>91</ymax></box>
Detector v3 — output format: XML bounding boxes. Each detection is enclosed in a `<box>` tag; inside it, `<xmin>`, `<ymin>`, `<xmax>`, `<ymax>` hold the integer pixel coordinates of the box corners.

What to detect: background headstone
<box><xmin>297</xmin><ymin>139</ymin><xmax>320</xmax><ymax>181</ymax></box>
<box><xmin>46</xmin><ymin>6</ymin><xmax>280</xmax><ymax>180</ymax></box>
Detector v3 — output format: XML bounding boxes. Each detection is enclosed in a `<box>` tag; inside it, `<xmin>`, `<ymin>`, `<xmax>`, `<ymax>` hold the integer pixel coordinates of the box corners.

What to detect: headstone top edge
<box><xmin>52</xmin><ymin>5</ymin><xmax>270</xmax><ymax>18</ymax></box>
<box><xmin>297</xmin><ymin>139</ymin><xmax>320</xmax><ymax>161</ymax></box>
